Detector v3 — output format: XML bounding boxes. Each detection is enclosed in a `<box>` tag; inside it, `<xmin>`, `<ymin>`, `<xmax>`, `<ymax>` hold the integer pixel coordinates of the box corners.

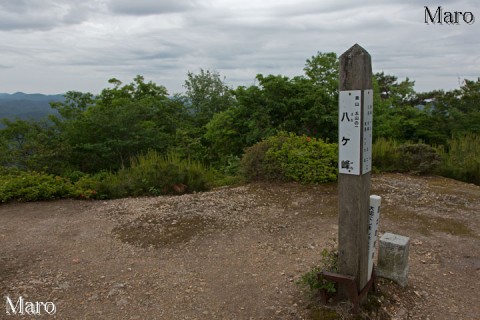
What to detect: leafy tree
<box><xmin>183</xmin><ymin>69</ymin><xmax>234</xmax><ymax>127</ymax></box>
<box><xmin>255</xmin><ymin>74</ymin><xmax>311</xmax><ymax>134</ymax></box>
<box><xmin>0</xmin><ymin>119</ymin><xmax>66</xmax><ymax>172</ymax></box>
<box><xmin>204</xmin><ymin>52</ymin><xmax>341</xmax><ymax>164</ymax></box>
<box><xmin>304</xmin><ymin>51</ymin><xmax>338</xmax><ymax>97</ymax></box>
<box><xmin>402</xmin><ymin>78</ymin><xmax>480</xmax><ymax>145</ymax></box>
<box><xmin>301</xmin><ymin>52</ymin><xmax>339</xmax><ymax>140</ymax></box>
<box><xmin>204</xmin><ymin>107</ymin><xmax>244</xmax><ymax>162</ymax></box>
<box><xmin>49</xmin><ymin>76</ymin><xmax>187</xmax><ymax>173</ymax></box>
<box><xmin>0</xmin><ymin>119</ymin><xmax>37</xmax><ymax>169</ymax></box>
<box><xmin>437</xmin><ymin>78</ymin><xmax>480</xmax><ymax>136</ymax></box>
<box><xmin>204</xmin><ymin>83</ymin><xmax>277</xmax><ymax>165</ymax></box>
<box><xmin>375</xmin><ymin>72</ymin><xmax>416</xmax><ymax>106</ymax></box>
<box><xmin>50</xmin><ymin>91</ymin><xmax>94</xmax><ymax>120</ymax></box>
<box><xmin>232</xmin><ymin>84</ymin><xmax>274</xmax><ymax>145</ymax></box>
<box><xmin>372</xmin><ymin>72</ymin><xmax>422</xmax><ymax>142</ymax></box>
<box><xmin>408</xmin><ymin>90</ymin><xmax>450</xmax><ymax>144</ymax></box>
<box><xmin>0</xmin><ymin>92</ymin><xmax>94</xmax><ymax>173</ymax></box>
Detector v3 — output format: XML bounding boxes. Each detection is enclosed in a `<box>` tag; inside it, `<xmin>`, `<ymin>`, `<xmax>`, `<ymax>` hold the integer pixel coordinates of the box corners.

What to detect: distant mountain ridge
<box><xmin>0</xmin><ymin>92</ymin><xmax>65</xmax><ymax>124</ymax></box>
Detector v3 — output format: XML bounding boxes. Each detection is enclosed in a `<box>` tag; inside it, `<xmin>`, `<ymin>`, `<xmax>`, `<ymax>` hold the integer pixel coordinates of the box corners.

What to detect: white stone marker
<box><xmin>367</xmin><ymin>195</ymin><xmax>381</xmax><ymax>281</ymax></box>
<box><xmin>377</xmin><ymin>233</ymin><xmax>410</xmax><ymax>287</ymax></box>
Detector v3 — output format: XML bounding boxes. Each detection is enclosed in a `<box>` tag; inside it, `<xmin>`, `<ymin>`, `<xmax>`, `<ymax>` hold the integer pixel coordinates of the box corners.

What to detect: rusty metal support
<box><xmin>317</xmin><ymin>266</ymin><xmax>376</xmax><ymax>314</ymax></box>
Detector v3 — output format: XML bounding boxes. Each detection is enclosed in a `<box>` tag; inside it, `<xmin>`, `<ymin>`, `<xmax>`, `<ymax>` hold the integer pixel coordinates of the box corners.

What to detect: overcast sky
<box><xmin>0</xmin><ymin>0</ymin><xmax>479</xmax><ymax>95</ymax></box>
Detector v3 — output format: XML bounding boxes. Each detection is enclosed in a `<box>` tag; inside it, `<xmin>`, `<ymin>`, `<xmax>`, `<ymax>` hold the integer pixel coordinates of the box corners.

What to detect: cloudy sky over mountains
<box><xmin>0</xmin><ymin>0</ymin><xmax>478</xmax><ymax>94</ymax></box>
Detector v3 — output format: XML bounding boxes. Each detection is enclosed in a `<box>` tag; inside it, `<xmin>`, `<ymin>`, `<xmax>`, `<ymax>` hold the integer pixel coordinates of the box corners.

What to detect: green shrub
<box><xmin>0</xmin><ymin>170</ymin><xmax>74</xmax><ymax>202</ymax></box>
<box><xmin>218</xmin><ymin>154</ymin><xmax>242</xmax><ymax>176</ymax></box>
<box><xmin>0</xmin><ymin>151</ymin><xmax>218</xmax><ymax>202</ymax></box>
<box><xmin>72</xmin><ymin>172</ymin><xmax>109</xmax><ymax>199</ymax></box>
<box><xmin>372</xmin><ymin>139</ymin><xmax>440</xmax><ymax>174</ymax></box>
<box><xmin>396</xmin><ymin>143</ymin><xmax>441</xmax><ymax>174</ymax></box>
<box><xmin>371</xmin><ymin>138</ymin><xmax>400</xmax><ymax>172</ymax></box>
<box><xmin>240</xmin><ymin>139</ymin><xmax>272</xmax><ymax>181</ymax></box>
<box><xmin>62</xmin><ymin>170</ymin><xmax>88</xmax><ymax>183</ymax></box>
<box><xmin>438</xmin><ymin>134</ymin><xmax>480</xmax><ymax>185</ymax></box>
<box><xmin>97</xmin><ymin>151</ymin><xmax>214</xmax><ymax>199</ymax></box>
<box><xmin>209</xmin><ymin>155</ymin><xmax>245</xmax><ymax>187</ymax></box>
<box><xmin>241</xmin><ymin>132</ymin><xmax>338</xmax><ymax>183</ymax></box>
<box><xmin>297</xmin><ymin>247</ymin><xmax>338</xmax><ymax>295</ymax></box>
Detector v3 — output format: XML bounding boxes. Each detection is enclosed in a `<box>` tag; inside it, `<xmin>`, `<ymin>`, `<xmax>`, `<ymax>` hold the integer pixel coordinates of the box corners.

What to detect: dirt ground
<box><xmin>1</xmin><ymin>173</ymin><xmax>479</xmax><ymax>319</ymax></box>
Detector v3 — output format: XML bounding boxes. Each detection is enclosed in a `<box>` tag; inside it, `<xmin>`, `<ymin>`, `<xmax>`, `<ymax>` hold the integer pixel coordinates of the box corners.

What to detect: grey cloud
<box><xmin>58</xmin><ymin>38</ymin><xmax>191</xmax><ymax>76</ymax></box>
<box><xmin>108</xmin><ymin>0</ymin><xmax>201</xmax><ymax>16</ymax></box>
<box><xmin>0</xmin><ymin>0</ymin><xmax>30</xmax><ymax>13</ymax></box>
<box><xmin>0</xmin><ymin>16</ymin><xmax>55</xmax><ymax>31</ymax></box>
<box><xmin>270</xmin><ymin>0</ymin><xmax>381</xmax><ymax>18</ymax></box>
<box><xmin>0</xmin><ymin>0</ymin><xmax>100</xmax><ymax>31</ymax></box>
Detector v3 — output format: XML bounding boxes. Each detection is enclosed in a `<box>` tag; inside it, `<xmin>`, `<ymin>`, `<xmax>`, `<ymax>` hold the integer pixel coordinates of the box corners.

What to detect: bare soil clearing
<box><xmin>1</xmin><ymin>173</ymin><xmax>479</xmax><ymax>319</ymax></box>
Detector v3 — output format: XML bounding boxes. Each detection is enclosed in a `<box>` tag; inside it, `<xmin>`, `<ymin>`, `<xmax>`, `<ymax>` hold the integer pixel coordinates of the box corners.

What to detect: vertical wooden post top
<box><xmin>339</xmin><ymin>44</ymin><xmax>372</xmax><ymax>91</ymax></box>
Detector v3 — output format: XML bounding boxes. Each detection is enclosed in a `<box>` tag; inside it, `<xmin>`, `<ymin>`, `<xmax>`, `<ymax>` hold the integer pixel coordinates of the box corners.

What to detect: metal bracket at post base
<box><xmin>317</xmin><ymin>266</ymin><xmax>376</xmax><ymax>314</ymax></box>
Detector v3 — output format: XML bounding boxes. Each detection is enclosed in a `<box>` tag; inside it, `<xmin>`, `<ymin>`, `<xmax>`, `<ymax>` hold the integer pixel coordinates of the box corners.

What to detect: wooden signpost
<box><xmin>319</xmin><ymin>44</ymin><xmax>379</xmax><ymax>312</ymax></box>
<box><xmin>337</xmin><ymin>44</ymin><xmax>373</xmax><ymax>296</ymax></box>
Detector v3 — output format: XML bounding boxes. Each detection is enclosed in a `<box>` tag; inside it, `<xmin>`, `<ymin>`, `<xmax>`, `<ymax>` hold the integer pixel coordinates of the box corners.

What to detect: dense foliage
<box><xmin>438</xmin><ymin>134</ymin><xmax>480</xmax><ymax>185</ymax></box>
<box><xmin>372</xmin><ymin>139</ymin><xmax>441</xmax><ymax>175</ymax></box>
<box><xmin>0</xmin><ymin>169</ymin><xmax>73</xmax><ymax>202</ymax></box>
<box><xmin>93</xmin><ymin>151</ymin><xmax>214</xmax><ymax>199</ymax></box>
<box><xmin>242</xmin><ymin>132</ymin><xmax>337</xmax><ymax>183</ymax></box>
<box><xmin>0</xmin><ymin>51</ymin><xmax>479</xmax><ymax>202</ymax></box>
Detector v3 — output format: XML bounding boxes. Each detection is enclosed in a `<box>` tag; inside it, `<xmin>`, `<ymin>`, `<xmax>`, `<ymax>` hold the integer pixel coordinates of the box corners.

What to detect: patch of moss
<box><xmin>426</xmin><ymin>178</ymin><xmax>480</xmax><ymax>204</ymax></box>
<box><xmin>112</xmin><ymin>214</ymin><xmax>216</xmax><ymax>248</ymax></box>
<box><xmin>308</xmin><ymin>307</ymin><xmax>342</xmax><ymax>320</ymax></box>
<box><xmin>385</xmin><ymin>207</ymin><xmax>475</xmax><ymax>237</ymax></box>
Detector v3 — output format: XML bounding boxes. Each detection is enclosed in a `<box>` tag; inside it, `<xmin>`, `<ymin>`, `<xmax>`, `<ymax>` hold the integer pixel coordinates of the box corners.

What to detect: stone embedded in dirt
<box><xmin>377</xmin><ymin>233</ymin><xmax>411</xmax><ymax>287</ymax></box>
